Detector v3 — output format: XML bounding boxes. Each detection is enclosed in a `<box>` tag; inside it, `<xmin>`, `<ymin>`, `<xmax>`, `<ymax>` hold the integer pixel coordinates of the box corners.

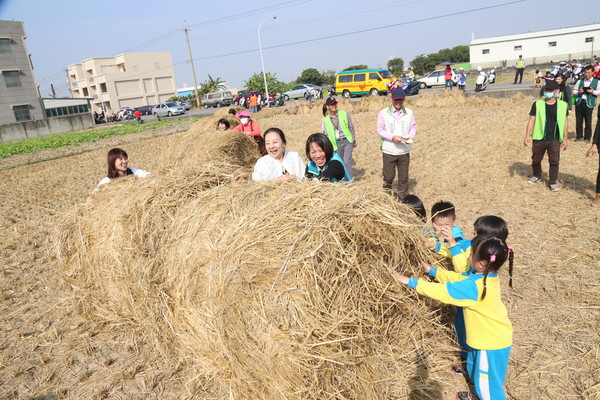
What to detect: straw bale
<box><xmin>58</xmin><ymin>155</ymin><xmax>457</xmax><ymax>398</ymax></box>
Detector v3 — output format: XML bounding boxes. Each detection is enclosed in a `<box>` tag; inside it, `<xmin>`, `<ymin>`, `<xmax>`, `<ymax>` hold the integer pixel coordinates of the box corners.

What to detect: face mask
<box><xmin>544</xmin><ymin>92</ymin><xmax>555</xmax><ymax>99</ymax></box>
<box><xmin>240</xmin><ymin>117</ymin><xmax>249</xmax><ymax>124</ymax></box>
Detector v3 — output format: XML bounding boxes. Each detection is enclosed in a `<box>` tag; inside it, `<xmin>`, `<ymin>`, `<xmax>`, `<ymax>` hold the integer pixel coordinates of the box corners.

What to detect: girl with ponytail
<box><xmin>393</xmin><ymin>235</ymin><xmax>513</xmax><ymax>400</ymax></box>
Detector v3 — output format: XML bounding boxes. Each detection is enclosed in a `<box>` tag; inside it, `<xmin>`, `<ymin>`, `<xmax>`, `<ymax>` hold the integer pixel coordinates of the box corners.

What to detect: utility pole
<box><xmin>258</xmin><ymin>16</ymin><xmax>276</xmax><ymax>107</ymax></box>
<box><xmin>182</xmin><ymin>20</ymin><xmax>201</xmax><ymax>108</ymax></box>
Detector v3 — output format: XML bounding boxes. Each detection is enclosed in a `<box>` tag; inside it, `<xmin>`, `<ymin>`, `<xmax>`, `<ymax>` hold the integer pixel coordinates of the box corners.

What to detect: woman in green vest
<box><xmin>321</xmin><ymin>97</ymin><xmax>356</xmax><ymax>179</ymax></box>
<box><xmin>523</xmin><ymin>80</ymin><xmax>569</xmax><ymax>191</ymax></box>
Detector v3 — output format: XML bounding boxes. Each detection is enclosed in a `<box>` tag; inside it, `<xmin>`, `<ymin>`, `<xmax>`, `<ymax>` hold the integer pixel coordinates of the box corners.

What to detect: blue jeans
<box><xmin>251</xmin><ymin>106</ymin><xmax>258</xmax><ymax>113</ymax></box>
<box><xmin>445</xmin><ymin>79</ymin><xmax>453</xmax><ymax>90</ymax></box>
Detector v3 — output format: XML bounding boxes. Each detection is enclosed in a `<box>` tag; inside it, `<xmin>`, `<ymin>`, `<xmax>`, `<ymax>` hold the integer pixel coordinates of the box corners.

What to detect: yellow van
<box><xmin>335</xmin><ymin>69</ymin><xmax>394</xmax><ymax>98</ymax></box>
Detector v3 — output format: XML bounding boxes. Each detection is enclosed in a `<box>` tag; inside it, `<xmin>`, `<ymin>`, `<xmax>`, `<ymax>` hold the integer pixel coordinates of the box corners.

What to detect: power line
<box><xmin>192</xmin><ymin>0</ymin><xmax>526</xmax><ymax>62</ymax></box>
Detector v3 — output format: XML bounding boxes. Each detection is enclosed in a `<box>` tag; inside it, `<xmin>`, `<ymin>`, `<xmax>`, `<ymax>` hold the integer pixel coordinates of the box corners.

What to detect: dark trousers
<box><xmin>575</xmin><ymin>102</ymin><xmax>594</xmax><ymax>140</ymax></box>
<box><xmin>596</xmin><ymin>155</ymin><xmax>600</xmax><ymax>193</ymax></box>
<box><xmin>514</xmin><ymin>68</ymin><xmax>524</xmax><ymax>84</ymax></box>
<box><xmin>382</xmin><ymin>152</ymin><xmax>410</xmax><ymax>199</ymax></box>
<box><xmin>532</xmin><ymin>140</ymin><xmax>561</xmax><ymax>184</ymax></box>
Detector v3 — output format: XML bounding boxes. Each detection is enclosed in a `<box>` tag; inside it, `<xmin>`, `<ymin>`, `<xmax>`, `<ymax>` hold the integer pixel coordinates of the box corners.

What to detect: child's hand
<box><xmin>392</xmin><ymin>271</ymin><xmax>410</xmax><ymax>285</ymax></box>
<box><xmin>424</xmin><ymin>236</ymin><xmax>436</xmax><ymax>249</ymax></box>
<box><xmin>441</xmin><ymin>226</ymin><xmax>456</xmax><ymax>246</ymax></box>
<box><xmin>420</xmin><ymin>261</ymin><xmax>431</xmax><ymax>274</ymax></box>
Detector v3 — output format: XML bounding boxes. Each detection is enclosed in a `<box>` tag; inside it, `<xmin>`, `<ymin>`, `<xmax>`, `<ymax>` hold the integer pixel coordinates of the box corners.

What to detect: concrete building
<box><xmin>67</xmin><ymin>52</ymin><xmax>177</xmax><ymax>114</ymax></box>
<box><xmin>470</xmin><ymin>23</ymin><xmax>600</xmax><ymax>68</ymax></box>
<box><xmin>0</xmin><ymin>20</ymin><xmax>45</xmax><ymax>125</ymax></box>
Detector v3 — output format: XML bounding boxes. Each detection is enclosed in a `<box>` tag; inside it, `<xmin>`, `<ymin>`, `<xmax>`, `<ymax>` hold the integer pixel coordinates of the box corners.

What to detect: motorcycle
<box><xmin>475</xmin><ymin>67</ymin><xmax>487</xmax><ymax>92</ymax></box>
<box><xmin>401</xmin><ymin>78</ymin><xmax>420</xmax><ymax>96</ymax></box>
<box><xmin>269</xmin><ymin>93</ymin><xmax>285</xmax><ymax>107</ymax></box>
<box><xmin>327</xmin><ymin>87</ymin><xmax>336</xmax><ymax>97</ymax></box>
<box><xmin>487</xmin><ymin>68</ymin><xmax>496</xmax><ymax>84</ymax></box>
<box><xmin>550</xmin><ymin>64</ymin><xmax>560</xmax><ymax>77</ymax></box>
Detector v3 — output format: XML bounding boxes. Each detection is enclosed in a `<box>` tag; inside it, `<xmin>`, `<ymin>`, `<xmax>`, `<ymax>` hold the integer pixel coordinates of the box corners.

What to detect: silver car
<box><xmin>283</xmin><ymin>84</ymin><xmax>322</xmax><ymax>100</ymax></box>
<box><xmin>153</xmin><ymin>102</ymin><xmax>185</xmax><ymax>117</ymax></box>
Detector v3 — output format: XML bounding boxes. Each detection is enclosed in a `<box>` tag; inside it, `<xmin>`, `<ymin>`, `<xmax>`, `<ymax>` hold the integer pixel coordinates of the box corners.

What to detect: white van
<box><xmin>201</xmin><ymin>91</ymin><xmax>233</xmax><ymax>108</ymax></box>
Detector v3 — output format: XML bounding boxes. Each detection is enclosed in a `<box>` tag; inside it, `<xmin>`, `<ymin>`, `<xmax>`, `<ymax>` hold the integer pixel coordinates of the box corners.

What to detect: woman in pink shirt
<box><xmin>444</xmin><ymin>65</ymin><xmax>454</xmax><ymax>91</ymax></box>
<box><xmin>233</xmin><ymin>110</ymin><xmax>266</xmax><ymax>155</ymax></box>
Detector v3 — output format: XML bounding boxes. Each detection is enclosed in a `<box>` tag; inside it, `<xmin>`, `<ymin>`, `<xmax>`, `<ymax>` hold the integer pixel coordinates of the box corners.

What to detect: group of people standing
<box><xmin>524</xmin><ymin>63</ymin><xmax>600</xmax><ymax>205</ymax></box>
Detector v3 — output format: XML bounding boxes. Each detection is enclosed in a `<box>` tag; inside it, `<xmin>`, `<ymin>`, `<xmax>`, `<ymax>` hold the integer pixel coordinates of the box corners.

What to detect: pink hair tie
<box><xmin>508</xmin><ymin>247</ymin><xmax>513</xmax><ymax>253</ymax></box>
<box><xmin>490</xmin><ymin>254</ymin><xmax>497</xmax><ymax>262</ymax></box>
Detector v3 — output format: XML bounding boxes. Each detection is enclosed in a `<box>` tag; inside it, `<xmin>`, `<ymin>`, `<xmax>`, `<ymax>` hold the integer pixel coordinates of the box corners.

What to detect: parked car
<box><xmin>135</xmin><ymin>105</ymin><xmax>154</xmax><ymax>115</ymax></box>
<box><xmin>283</xmin><ymin>84</ymin><xmax>321</xmax><ymax>101</ymax></box>
<box><xmin>233</xmin><ymin>91</ymin><xmax>262</xmax><ymax>107</ymax></box>
<box><xmin>153</xmin><ymin>102</ymin><xmax>185</xmax><ymax>117</ymax></box>
<box><xmin>334</xmin><ymin>69</ymin><xmax>394</xmax><ymax>98</ymax></box>
<box><xmin>202</xmin><ymin>91</ymin><xmax>234</xmax><ymax>108</ymax></box>
<box><xmin>417</xmin><ymin>69</ymin><xmax>458</xmax><ymax>89</ymax></box>
<box><xmin>175</xmin><ymin>101</ymin><xmax>192</xmax><ymax>110</ymax></box>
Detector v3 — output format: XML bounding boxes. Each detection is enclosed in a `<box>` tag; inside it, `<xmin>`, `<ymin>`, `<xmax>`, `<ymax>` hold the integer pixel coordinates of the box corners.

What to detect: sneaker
<box><xmin>549</xmin><ymin>184</ymin><xmax>559</xmax><ymax>191</ymax></box>
<box><xmin>451</xmin><ymin>364</ymin><xmax>465</xmax><ymax>375</ymax></box>
<box><xmin>528</xmin><ymin>177</ymin><xmax>541</xmax><ymax>184</ymax></box>
<box><xmin>574</xmin><ymin>138</ymin><xmax>582</xmax><ymax>142</ymax></box>
<box><xmin>457</xmin><ymin>391</ymin><xmax>479</xmax><ymax>400</ymax></box>
<box><xmin>586</xmin><ymin>139</ymin><xmax>591</xmax><ymax>144</ymax></box>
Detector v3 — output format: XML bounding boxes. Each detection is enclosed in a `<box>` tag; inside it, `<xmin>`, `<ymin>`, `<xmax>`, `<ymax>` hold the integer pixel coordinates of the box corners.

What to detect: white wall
<box><xmin>470</xmin><ymin>28</ymin><xmax>599</xmax><ymax>68</ymax></box>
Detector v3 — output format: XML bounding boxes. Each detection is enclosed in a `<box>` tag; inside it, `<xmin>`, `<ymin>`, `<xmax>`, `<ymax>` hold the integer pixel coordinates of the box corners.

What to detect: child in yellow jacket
<box><xmin>394</xmin><ymin>235</ymin><xmax>513</xmax><ymax>400</ymax></box>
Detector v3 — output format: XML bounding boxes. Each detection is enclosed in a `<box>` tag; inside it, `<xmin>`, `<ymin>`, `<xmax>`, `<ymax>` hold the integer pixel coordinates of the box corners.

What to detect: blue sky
<box><xmin>1</xmin><ymin>0</ymin><xmax>596</xmax><ymax>97</ymax></box>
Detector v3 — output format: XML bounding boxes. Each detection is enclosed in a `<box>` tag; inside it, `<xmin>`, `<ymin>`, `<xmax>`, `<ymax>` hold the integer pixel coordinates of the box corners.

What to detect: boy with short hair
<box><xmin>426</xmin><ymin>201</ymin><xmax>465</xmax><ymax>256</ymax></box>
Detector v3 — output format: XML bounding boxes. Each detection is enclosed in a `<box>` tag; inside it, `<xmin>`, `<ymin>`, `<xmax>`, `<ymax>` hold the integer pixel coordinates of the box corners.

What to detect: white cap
<box><xmin>477</xmin><ymin>66</ymin><xmax>482</xmax><ymax>72</ymax></box>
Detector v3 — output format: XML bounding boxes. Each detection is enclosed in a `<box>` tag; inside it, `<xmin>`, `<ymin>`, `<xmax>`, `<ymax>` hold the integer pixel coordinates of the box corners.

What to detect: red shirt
<box><xmin>134</xmin><ymin>110</ymin><xmax>141</xmax><ymax>118</ymax></box>
<box><xmin>233</xmin><ymin>120</ymin><xmax>261</xmax><ymax>137</ymax></box>
<box><xmin>444</xmin><ymin>68</ymin><xmax>453</xmax><ymax>80</ymax></box>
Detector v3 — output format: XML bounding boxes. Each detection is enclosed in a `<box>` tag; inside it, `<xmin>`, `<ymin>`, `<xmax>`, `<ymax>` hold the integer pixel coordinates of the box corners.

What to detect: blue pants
<box><xmin>445</xmin><ymin>79</ymin><xmax>453</xmax><ymax>90</ymax></box>
<box><xmin>454</xmin><ymin>307</ymin><xmax>473</xmax><ymax>360</ymax></box>
<box><xmin>467</xmin><ymin>346</ymin><xmax>511</xmax><ymax>400</ymax></box>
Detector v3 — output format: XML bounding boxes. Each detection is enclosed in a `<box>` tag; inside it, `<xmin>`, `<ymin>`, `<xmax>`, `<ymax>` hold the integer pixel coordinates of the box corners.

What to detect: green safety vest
<box><xmin>323</xmin><ymin>110</ymin><xmax>353</xmax><ymax>150</ymax></box>
<box><xmin>575</xmin><ymin>78</ymin><xmax>598</xmax><ymax>108</ymax></box>
<box><xmin>532</xmin><ymin>99</ymin><xmax>567</xmax><ymax>143</ymax></box>
<box><xmin>516</xmin><ymin>59</ymin><xmax>525</xmax><ymax>69</ymax></box>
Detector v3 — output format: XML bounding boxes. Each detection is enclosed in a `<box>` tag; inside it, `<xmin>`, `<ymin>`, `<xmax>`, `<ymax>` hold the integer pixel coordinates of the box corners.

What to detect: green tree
<box><xmin>410</xmin><ymin>55</ymin><xmax>428</xmax><ymax>75</ymax></box>
<box><xmin>387</xmin><ymin>57</ymin><xmax>404</xmax><ymax>77</ymax></box>
<box><xmin>409</xmin><ymin>45</ymin><xmax>470</xmax><ymax>76</ymax></box>
<box><xmin>244</xmin><ymin>72</ymin><xmax>290</xmax><ymax>94</ymax></box>
<box><xmin>343</xmin><ymin>64</ymin><xmax>368</xmax><ymax>71</ymax></box>
<box><xmin>296</xmin><ymin>68</ymin><xmax>323</xmax><ymax>85</ymax></box>
<box><xmin>198</xmin><ymin>74</ymin><xmax>227</xmax><ymax>95</ymax></box>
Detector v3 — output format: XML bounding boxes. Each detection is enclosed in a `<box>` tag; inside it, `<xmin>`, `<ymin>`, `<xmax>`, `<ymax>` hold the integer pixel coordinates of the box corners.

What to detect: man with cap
<box><xmin>321</xmin><ymin>96</ymin><xmax>356</xmax><ymax>178</ymax></box>
<box><xmin>572</xmin><ymin>64</ymin><xmax>600</xmax><ymax>143</ymax></box>
<box><xmin>524</xmin><ymin>79</ymin><xmax>569</xmax><ymax>191</ymax></box>
<box><xmin>514</xmin><ymin>55</ymin><xmax>526</xmax><ymax>84</ymax></box>
<box><xmin>377</xmin><ymin>87</ymin><xmax>417</xmax><ymax>199</ymax></box>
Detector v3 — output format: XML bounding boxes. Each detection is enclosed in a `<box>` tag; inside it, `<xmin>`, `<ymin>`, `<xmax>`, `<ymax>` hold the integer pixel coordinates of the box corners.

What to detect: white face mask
<box><xmin>240</xmin><ymin>117</ymin><xmax>249</xmax><ymax>124</ymax></box>
<box><xmin>544</xmin><ymin>91</ymin><xmax>555</xmax><ymax>99</ymax></box>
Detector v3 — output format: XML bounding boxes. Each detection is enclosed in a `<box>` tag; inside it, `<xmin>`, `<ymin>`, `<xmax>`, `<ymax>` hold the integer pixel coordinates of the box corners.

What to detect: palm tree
<box><xmin>199</xmin><ymin>74</ymin><xmax>227</xmax><ymax>95</ymax></box>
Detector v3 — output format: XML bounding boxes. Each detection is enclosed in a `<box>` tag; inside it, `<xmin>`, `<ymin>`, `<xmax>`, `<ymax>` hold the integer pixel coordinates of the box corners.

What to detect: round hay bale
<box><xmin>57</xmin><ymin>175</ymin><xmax>456</xmax><ymax>399</ymax></box>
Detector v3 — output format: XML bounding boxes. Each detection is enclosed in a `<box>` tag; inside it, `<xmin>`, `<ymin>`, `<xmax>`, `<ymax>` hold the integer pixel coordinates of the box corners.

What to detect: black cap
<box><xmin>391</xmin><ymin>87</ymin><xmax>406</xmax><ymax>99</ymax></box>
<box><xmin>325</xmin><ymin>97</ymin><xmax>338</xmax><ymax>105</ymax></box>
<box><xmin>544</xmin><ymin>80</ymin><xmax>559</xmax><ymax>90</ymax></box>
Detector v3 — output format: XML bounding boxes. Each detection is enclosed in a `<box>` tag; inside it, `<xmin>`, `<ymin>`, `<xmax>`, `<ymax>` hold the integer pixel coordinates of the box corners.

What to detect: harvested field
<box><xmin>0</xmin><ymin>91</ymin><xmax>599</xmax><ymax>399</ymax></box>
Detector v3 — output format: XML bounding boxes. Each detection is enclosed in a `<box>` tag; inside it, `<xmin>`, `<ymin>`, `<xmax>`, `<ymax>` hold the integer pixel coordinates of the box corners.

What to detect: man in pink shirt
<box><xmin>377</xmin><ymin>87</ymin><xmax>417</xmax><ymax>199</ymax></box>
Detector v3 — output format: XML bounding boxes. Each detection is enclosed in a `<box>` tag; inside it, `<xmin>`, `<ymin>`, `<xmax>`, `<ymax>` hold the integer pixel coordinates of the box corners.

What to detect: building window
<box><xmin>0</xmin><ymin>38</ymin><xmax>11</xmax><ymax>53</ymax></box>
<box><xmin>548</xmin><ymin>41</ymin><xmax>557</xmax><ymax>47</ymax></box>
<box><xmin>514</xmin><ymin>45</ymin><xmax>522</xmax><ymax>51</ymax></box>
<box><xmin>13</xmin><ymin>105</ymin><xmax>31</xmax><ymax>121</ymax></box>
<box><xmin>3</xmin><ymin>71</ymin><xmax>22</xmax><ymax>87</ymax></box>
<box><xmin>482</xmin><ymin>49</ymin><xmax>490</xmax><ymax>54</ymax></box>
<box><xmin>585</xmin><ymin>37</ymin><xmax>594</xmax><ymax>43</ymax></box>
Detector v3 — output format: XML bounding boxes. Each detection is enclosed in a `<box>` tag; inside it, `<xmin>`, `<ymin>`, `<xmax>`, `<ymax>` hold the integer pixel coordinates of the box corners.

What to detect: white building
<box><xmin>470</xmin><ymin>23</ymin><xmax>600</xmax><ymax>68</ymax></box>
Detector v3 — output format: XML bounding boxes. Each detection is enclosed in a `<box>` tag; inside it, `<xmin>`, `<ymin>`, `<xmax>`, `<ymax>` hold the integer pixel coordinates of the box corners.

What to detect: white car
<box><xmin>417</xmin><ymin>69</ymin><xmax>458</xmax><ymax>89</ymax></box>
<box><xmin>283</xmin><ymin>84</ymin><xmax>322</xmax><ymax>100</ymax></box>
<box><xmin>153</xmin><ymin>102</ymin><xmax>185</xmax><ymax>117</ymax></box>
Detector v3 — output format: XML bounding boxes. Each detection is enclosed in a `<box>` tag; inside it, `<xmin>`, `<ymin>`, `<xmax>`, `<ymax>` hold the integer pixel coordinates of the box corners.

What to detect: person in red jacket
<box><xmin>444</xmin><ymin>65</ymin><xmax>454</xmax><ymax>91</ymax></box>
<box><xmin>233</xmin><ymin>110</ymin><xmax>266</xmax><ymax>155</ymax></box>
<box><xmin>133</xmin><ymin>109</ymin><xmax>142</xmax><ymax>124</ymax></box>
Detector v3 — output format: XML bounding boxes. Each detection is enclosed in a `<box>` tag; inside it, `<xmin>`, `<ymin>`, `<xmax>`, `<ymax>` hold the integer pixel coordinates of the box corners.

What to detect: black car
<box><xmin>136</xmin><ymin>105</ymin><xmax>154</xmax><ymax>115</ymax></box>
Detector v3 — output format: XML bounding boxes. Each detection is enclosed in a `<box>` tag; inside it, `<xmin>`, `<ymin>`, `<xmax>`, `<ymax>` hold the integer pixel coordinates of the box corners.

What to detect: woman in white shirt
<box><xmin>87</xmin><ymin>148</ymin><xmax>150</xmax><ymax>201</ymax></box>
<box><xmin>251</xmin><ymin>128</ymin><xmax>305</xmax><ymax>182</ymax></box>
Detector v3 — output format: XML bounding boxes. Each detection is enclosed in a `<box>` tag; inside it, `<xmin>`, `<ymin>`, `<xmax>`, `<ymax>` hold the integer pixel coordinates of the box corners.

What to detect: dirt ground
<box><xmin>0</xmin><ymin>93</ymin><xmax>598</xmax><ymax>399</ymax></box>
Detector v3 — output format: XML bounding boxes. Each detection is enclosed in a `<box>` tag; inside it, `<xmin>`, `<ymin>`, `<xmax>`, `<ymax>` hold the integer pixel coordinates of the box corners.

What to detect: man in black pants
<box><xmin>586</xmin><ymin>119</ymin><xmax>600</xmax><ymax>206</ymax></box>
<box><xmin>572</xmin><ymin>65</ymin><xmax>600</xmax><ymax>143</ymax></box>
<box><xmin>513</xmin><ymin>55</ymin><xmax>525</xmax><ymax>84</ymax></box>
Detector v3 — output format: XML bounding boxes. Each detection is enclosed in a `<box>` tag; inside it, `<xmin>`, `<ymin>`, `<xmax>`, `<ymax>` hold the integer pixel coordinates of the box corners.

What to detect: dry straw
<box><xmin>57</xmin><ymin>123</ymin><xmax>458</xmax><ymax>399</ymax></box>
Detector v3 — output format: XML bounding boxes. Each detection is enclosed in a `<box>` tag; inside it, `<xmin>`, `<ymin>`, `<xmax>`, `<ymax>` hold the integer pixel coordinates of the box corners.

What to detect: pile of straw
<box><xmin>57</xmin><ymin>125</ymin><xmax>457</xmax><ymax>399</ymax></box>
